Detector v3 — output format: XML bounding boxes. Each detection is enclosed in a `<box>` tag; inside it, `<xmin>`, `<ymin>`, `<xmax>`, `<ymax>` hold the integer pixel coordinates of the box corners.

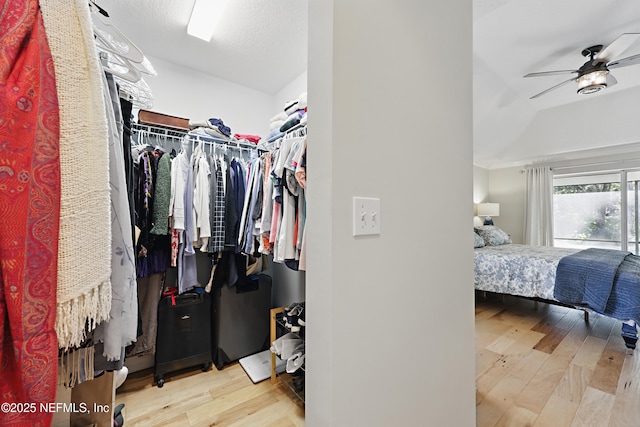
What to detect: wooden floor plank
<box><xmin>589</xmin><ymin>334</ymin><xmax>627</xmax><ymax>395</ymax></box>
<box><xmin>514</xmin><ymin>351</ymin><xmax>574</xmax><ymax>414</ymax></box>
<box><xmin>502</xmin><ymin>327</ymin><xmax>546</xmax><ymax>354</ymax></box>
<box><xmin>476</xmin><ymin>348</ymin><xmax>503</xmax><ymax>380</ymax></box>
<box><xmin>195</xmin><ymin>379</ymin><xmax>273</xmax><ymax>419</ymax></box>
<box><xmin>188</xmin><ymin>391</ymin><xmax>279</xmax><ymax>427</ymax></box>
<box><xmin>533</xmin><ymin>325</ymin><xmax>570</xmax><ymax>354</ymax></box>
<box><xmin>572</xmin><ymin>336</ymin><xmax>608</xmax><ymax>370</ymax></box>
<box><xmin>571</xmin><ymin>386</ymin><xmax>616</xmax><ymax>427</ymax></box>
<box><xmin>510</xmin><ymin>349</ymin><xmax>549</xmax><ymax>383</ymax></box>
<box><xmin>533</xmin><ymin>394</ymin><xmax>580</xmax><ymax>427</ymax></box>
<box><xmin>555</xmin><ymin>309</ymin><xmax>582</xmax><ymax>331</ymax></box>
<box><xmin>228</xmin><ymin>400</ymin><xmax>302</xmax><ymax>427</ymax></box>
<box><xmin>476</xmin><ymin>375</ymin><xmax>529</xmax><ymax>427</ymax></box>
<box><xmin>264</xmin><ymin>416</ymin><xmax>298</xmax><ymax>427</ymax></box>
<box><xmin>531</xmin><ymin>307</ymin><xmax>571</xmax><ymax>334</ymax></box>
<box><xmin>476</xmin><ymin>352</ymin><xmax>525</xmax><ymax>399</ymax></box>
<box><xmin>487</xmin><ymin>334</ymin><xmax>517</xmax><ymax>355</ymax></box>
<box><xmin>553</xmin><ymin>363</ymin><xmax>593</xmax><ymax>403</ymax></box>
<box><xmin>588</xmin><ymin>315</ymin><xmax>616</xmax><ymax>340</ymax></box>
<box><xmin>496</xmin><ymin>404</ymin><xmax>538</xmax><ymax>427</ymax></box>
<box><xmin>609</xmin><ymin>351</ymin><xmax>640</xmax><ymax>426</ymax></box>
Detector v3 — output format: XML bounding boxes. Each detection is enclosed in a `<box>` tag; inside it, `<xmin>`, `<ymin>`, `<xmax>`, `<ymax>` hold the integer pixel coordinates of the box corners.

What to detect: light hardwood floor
<box><xmin>115</xmin><ymin>363</ymin><xmax>304</xmax><ymax>427</ymax></box>
<box><xmin>476</xmin><ymin>293</ymin><xmax>640</xmax><ymax>427</ymax></box>
<box><xmin>116</xmin><ymin>294</ymin><xmax>640</xmax><ymax>426</ymax></box>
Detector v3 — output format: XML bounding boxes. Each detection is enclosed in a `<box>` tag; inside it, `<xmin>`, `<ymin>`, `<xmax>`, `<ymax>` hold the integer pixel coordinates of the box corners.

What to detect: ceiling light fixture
<box><xmin>576</xmin><ymin>69</ymin><xmax>608</xmax><ymax>95</ymax></box>
<box><xmin>187</xmin><ymin>0</ymin><xmax>229</xmax><ymax>42</ymax></box>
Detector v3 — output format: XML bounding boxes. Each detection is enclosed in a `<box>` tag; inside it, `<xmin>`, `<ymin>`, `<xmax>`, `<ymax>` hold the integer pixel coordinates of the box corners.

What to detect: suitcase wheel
<box><xmin>157</xmin><ymin>377</ymin><xmax>165</xmax><ymax>388</ymax></box>
<box><xmin>202</xmin><ymin>362</ymin><xmax>212</xmax><ymax>372</ymax></box>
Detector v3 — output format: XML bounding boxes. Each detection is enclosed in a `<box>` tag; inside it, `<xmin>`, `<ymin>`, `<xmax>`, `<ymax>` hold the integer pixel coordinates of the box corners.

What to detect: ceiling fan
<box><xmin>524</xmin><ymin>33</ymin><xmax>640</xmax><ymax>99</ymax></box>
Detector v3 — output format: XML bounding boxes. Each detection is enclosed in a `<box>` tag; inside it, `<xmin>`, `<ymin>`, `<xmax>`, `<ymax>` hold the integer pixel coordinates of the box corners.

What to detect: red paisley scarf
<box><xmin>0</xmin><ymin>1</ymin><xmax>60</xmax><ymax>426</ymax></box>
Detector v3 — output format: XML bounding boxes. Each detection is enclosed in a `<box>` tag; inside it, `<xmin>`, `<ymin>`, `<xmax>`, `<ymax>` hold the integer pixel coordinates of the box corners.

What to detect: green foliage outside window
<box><xmin>554</xmin><ymin>183</ymin><xmax>622</xmax><ymax>241</ymax></box>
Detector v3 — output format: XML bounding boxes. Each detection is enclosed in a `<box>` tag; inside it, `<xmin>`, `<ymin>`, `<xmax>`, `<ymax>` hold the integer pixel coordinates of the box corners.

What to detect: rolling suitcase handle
<box><xmin>162</xmin><ymin>286</ymin><xmax>178</xmax><ymax>306</ymax></box>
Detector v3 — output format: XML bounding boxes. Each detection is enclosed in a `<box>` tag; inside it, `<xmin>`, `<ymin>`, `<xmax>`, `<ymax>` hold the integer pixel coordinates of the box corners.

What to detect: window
<box><xmin>553</xmin><ymin>170</ymin><xmax>640</xmax><ymax>254</ymax></box>
<box><xmin>627</xmin><ymin>171</ymin><xmax>640</xmax><ymax>255</ymax></box>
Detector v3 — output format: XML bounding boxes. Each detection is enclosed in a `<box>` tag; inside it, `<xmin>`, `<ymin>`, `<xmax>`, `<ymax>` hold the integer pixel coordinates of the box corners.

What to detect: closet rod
<box><xmin>132</xmin><ymin>122</ymin><xmax>187</xmax><ymax>138</ymax></box>
<box><xmin>267</xmin><ymin>123</ymin><xmax>306</xmax><ymax>150</ymax></box>
<box><xmin>284</xmin><ymin>122</ymin><xmax>307</xmax><ymax>136</ymax></box>
<box><xmin>131</xmin><ymin>122</ymin><xmax>265</xmax><ymax>152</ymax></box>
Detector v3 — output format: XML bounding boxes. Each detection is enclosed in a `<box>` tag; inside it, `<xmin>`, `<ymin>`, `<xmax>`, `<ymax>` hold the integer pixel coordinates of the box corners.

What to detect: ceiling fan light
<box><xmin>577</xmin><ymin>70</ymin><xmax>608</xmax><ymax>95</ymax></box>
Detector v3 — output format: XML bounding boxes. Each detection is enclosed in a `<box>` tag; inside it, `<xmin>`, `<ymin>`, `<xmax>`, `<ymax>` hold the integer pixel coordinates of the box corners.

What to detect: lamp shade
<box><xmin>477</xmin><ymin>203</ymin><xmax>499</xmax><ymax>217</ymax></box>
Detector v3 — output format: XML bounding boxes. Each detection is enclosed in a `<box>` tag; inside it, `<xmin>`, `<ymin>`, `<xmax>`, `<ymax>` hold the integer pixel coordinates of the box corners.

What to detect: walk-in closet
<box><xmin>88</xmin><ymin>1</ymin><xmax>310</xmax><ymax>424</ymax></box>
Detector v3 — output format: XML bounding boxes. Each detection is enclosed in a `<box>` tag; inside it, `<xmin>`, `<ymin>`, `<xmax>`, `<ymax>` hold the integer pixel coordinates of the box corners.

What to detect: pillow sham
<box><xmin>474</xmin><ymin>225</ymin><xmax>512</xmax><ymax>246</ymax></box>
<box><xmin>474</xmin><ymin>232</ymin><xmax>485</xmax><ymax>248</ymax></box>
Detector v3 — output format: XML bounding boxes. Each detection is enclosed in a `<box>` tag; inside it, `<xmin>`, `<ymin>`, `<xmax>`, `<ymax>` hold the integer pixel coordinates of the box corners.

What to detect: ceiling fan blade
<box><xmin>529</xmin><ymin>77</ymin><xmax>577</xmax><ymax>99</ymax></box>
<box><xmin>607</xmin><ymin>74</ymin><xmax>618</xmax><ymax>88</ymax></box>
<box><xmin>593</xmin><ymin>33</ymin><xmax>640</xmax><ymax>64</ymax></box>
<box><xmin>608</xmin><ymin>53</ymin><xmax>640</xmax><ymax>69</ymax></box>
<box><xmin>524</xmin><ymin>70</ymin><xmax>578</xmax><ymax>78</ymax></box>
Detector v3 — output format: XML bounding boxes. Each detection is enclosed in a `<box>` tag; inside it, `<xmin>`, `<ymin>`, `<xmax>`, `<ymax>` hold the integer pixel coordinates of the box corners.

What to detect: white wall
<box><xmin>474</xmin><ymin>165</ymin><xmax>490</xmax><ymax>203</ymax></box>
<box><xmin>474</xmin><ymin>165</ymin><xmax>490</xmax><ymax>226</ymax></box>
<box><xmin>307</xmin><ymin>1</ymin><xmax>475</xmax><ymax>426</ymax></box>
<box><xmin>488</xmin><ymin>167</ymin><xmax>526</xmax><ymax>243</ymax></box>
<box><xmin>142</xmin><ymin>55</ymin><xmax>274</xmax><ymax>137</ymax></box>
<box><xmin>475</xmin><ymin>165</ymin><xmax>526</xmax><ymax>242</ymax></box>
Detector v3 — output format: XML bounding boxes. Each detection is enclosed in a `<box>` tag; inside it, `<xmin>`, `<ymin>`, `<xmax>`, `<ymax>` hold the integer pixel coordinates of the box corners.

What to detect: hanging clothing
<box><xmin>193</xmin><ymin>144</ymin><xmax>212</xmax><ymax>249</ymax></box>
<box><xmin>207</xmin><ymin>157</ymin><xmax>226</xmax><ymax>253</ymax></box>
<box><xmin>126</xmin><ymin>273</ymin><xmax>163</xmax><ymax>357</ymax></box>
<box><xmin>177</xmin><ymin>152</ymin><xmax>198</xmax><ymax>293</ymax></box>
<box><xmin>170</xmin><ymin>149</ymin><xmax>189</xmax><ymax>230</ymax></box>
<box><xmin>224</xmin><ymin>159</ymin><xmax>242</xmax><ymax>251</ymax></box>
<box><xmin>40</xmin><ymin>0</ymin><xmax>113</xmax><ymax>351</ymax></box>
<box><xmin>92</xmin><ymin>72</ymin><xmax>138</xmax><ymax>363</ymax></box>
<box><xmin>238</xmin><ymin>156</ymin><xmax>261</xmax><ymax>253</ymax></box>
<box><xmin>120</xmin><ymin>99</ymin><xmax>136</xmax><ymax>246</ymax></box>
<box><xmin>135</xmin><ymin>150</ymin><xmax>171</xmax><ymax>278</ymax></box>
<box><xmin>0</xmin><ymin>2</ymin><xmax>60</xmax><ymax>425</ymax></box>
<box><xmin>259</xmin><ymin>152</ymin><xmax>274</xmax><ymax>254</ymax></box>
<box><xmin>150</xmin><ymin>152</ymin><xmax>172</xmax><ymax>236</ymax></box>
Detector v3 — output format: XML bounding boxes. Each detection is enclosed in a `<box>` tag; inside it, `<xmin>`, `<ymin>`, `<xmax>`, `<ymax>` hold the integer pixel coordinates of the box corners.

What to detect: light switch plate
<box><xmin>353</xmin><ymin>197</ymin><xmax>381</xmax><ymax>236</ymax></box>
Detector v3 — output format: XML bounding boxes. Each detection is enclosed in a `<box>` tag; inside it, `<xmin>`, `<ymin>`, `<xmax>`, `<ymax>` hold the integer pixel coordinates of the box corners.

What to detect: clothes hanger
<box><xmin>95</xmin><ymin>36</ymin><xmax>141</xmax><ymax>83</ymax></box>
<box><xmin>89</xmin><ymin>1</ymin><xmax>145</xmax><ymax>64</ymax></box>
<box><xmin>89</xmin><ymin>2</ymin><xmax>146</xmax><ymax>83</ymax></box>
<box><xmin>89</xmin><ymin>0</ymin><xmax>109</xmax><ymax>18</ymax></box>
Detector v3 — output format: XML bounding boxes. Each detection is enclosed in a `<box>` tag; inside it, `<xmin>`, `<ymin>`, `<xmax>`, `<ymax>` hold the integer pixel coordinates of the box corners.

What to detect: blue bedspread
<box><xmin>554</xmin><ymin>248</ymin><xmax>640</xmax><ymax>323</ymax></box>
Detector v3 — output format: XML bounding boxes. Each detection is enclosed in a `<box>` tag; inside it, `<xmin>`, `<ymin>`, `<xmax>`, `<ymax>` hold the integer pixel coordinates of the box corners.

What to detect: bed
<box><xmin>474</xmin><ymin>225</ymin><xmax>640</xmax><ymax>349</ymax></box>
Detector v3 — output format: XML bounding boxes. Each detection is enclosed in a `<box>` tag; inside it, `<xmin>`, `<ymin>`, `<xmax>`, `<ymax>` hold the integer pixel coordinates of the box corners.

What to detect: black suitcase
<box><xmin>212</xmin><ymin>273</ymin><xmax>272</xmax><ymax>369</ymax></box>
<box><xmin>154</xmin><ymin>288</ymin><xmax>212</xmax><ymax>387</ymax></box>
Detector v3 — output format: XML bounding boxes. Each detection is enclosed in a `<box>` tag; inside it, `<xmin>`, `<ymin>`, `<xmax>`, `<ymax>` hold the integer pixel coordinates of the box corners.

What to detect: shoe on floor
<box><xmin>114</xmin><ymin>366</ymin><xmax>128</xmax><ymax>389</ymax></box>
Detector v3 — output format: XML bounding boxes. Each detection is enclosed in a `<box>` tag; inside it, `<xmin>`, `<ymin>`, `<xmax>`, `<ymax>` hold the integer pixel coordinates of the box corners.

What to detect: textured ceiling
<box><xmin>102</xmin><ymin>0</ymin><xmax>308</xmax><ymax>95</ymax></box>
<box><xmin>99</xmin><ymin>0</ymin><xmax>640</xmax><ymax>169</ymax></box>
<box><xmin>473</xmin><ymin>0</ymin><xmax>640</xmax><ymax>168</ymax></box>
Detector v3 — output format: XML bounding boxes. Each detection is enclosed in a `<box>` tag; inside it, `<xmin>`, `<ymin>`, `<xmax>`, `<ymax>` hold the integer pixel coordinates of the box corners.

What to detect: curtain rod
<box><xmin>520</xmin><ymin>157</ymin><xmax>640</xmax><ymax>174</ymax></box>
